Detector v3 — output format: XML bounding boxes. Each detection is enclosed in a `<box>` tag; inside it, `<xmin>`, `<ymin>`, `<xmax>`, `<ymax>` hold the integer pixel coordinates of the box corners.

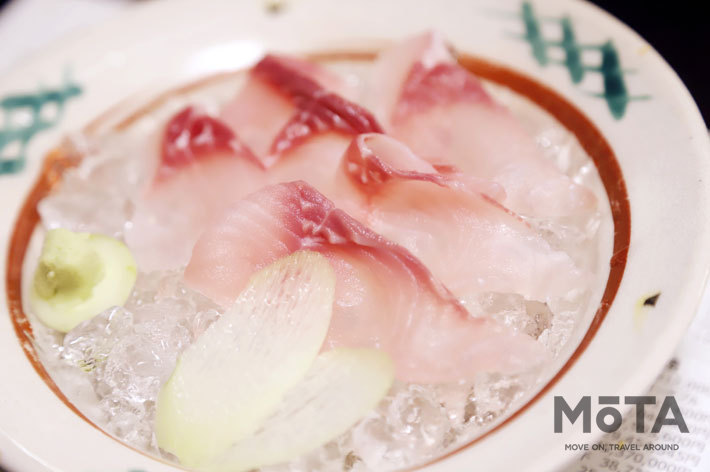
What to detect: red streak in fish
<box><xmin>252</xmin><ymin>55</ymin><xmax>384</xmax><ymax>155</ymax></box>
<box><xmin>160</xmin><ymin>106</ymin><xmax>261</xmax><ymax>179</ymax></box>
<box><xmin>342</xmin><ymin>134</ymin><xmax>456</xmax><ymax>195</ymax></box>
<box><xmin>394</xmin><ymin>62</ymin><xmax>493</xmax><ymax>123</ymax></box>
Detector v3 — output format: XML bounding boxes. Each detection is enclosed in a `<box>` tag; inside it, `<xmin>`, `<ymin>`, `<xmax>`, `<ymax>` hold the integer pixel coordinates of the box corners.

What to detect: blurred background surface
<box><xmin>0</xmin><ymin>0</ymin><xmax>706</xmax><ymax>122</ymax></box>
<box><xmin>590</xmin><ymin>0</ymin><xmax>707</xmax><ymax>123</ymax></box>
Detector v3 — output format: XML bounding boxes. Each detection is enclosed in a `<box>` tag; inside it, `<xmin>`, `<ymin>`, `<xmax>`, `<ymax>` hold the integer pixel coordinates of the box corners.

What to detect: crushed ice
<box><xmin>48</xmin><ymin>271</ymin><xmax>221</xmax><ymax>452</ymax></box>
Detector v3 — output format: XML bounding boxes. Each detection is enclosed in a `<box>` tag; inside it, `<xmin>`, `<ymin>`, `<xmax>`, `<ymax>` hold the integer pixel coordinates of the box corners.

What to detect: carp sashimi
<box><xmin>221</xmin><ymin>54</ymin><xmax>381</xmax><ymax>166</ymax></box>
<box><xmin>124</xmin><ymin>107</ymin><xmax>267</xmax><ymax>270</ymax></box>
<box><xmin>221</xmin><ymin>54</ymin><xmax>382</xmax><ymax>198</ymax></box>
<box><xmin>184</xmin><ymin>181</ymin><xmax>546</xmax><ymax>383</ymax></box>
<box><xmin>368</xmin><ymin>31</ymin><xmax>596</xmax><ymax>218</ymax></box>
<box><xmin>334</xmin><ymin>133</ymin><xmax>586</xmax><ymax>302</ymax></box>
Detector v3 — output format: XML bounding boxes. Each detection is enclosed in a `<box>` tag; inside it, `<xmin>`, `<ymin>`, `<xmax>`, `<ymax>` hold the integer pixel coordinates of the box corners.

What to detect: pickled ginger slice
<box><xmin>204</xmin><ymin>348</ymin><xmax>394</xmax><ymax>472</ymax></box>
<box><xmin>370</xmin><ymin>31</ymin><xmax>596</xmax><ymax>218</ymax></box>
<box><xmin>155</xmin><ymin>251</ymin><xmax>336</xmax><ymax>467</ymax></box>
<box><xmin>337</xmin><ymin>133</ymin><xmax>586</xmax><ymax>302</ymax></box>
<box><xmin>185</xmin><ymin>181</ymin><xmax>545</xmax><ymax>383</ymax></box>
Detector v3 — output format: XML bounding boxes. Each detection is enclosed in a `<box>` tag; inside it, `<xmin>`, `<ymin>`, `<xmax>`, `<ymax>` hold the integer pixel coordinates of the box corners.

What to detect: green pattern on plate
<box><xmin>517</xmin><ymin>1</ymin><xmax>649</xmax><ymax>119</ymax></box>
<box><xmin>0</xmin><ymin>76</ymin><xmax>82</xmax><ymax>175</ymax></box>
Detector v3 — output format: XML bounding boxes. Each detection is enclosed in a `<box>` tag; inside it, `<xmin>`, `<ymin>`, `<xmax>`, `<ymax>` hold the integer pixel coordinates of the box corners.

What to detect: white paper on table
<box><xmin>566</xmin><ymin>299</ymin><xmax>710</xmax><ymax>472</ymax></box>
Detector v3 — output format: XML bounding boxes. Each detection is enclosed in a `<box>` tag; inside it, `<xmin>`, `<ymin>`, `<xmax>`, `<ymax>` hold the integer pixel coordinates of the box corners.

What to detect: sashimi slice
<box><xmin>219</xmin><ymin>68</ymin><xmax>294</xmax><ymax>160</ymax></box>
<box><xmin>219</xmin><ymin>53</ymin><xmax>386</xmax><ymax>214</ymax></box>
<box><xmin>266</xmin><ymin>54</ymin><xmax>357</xmax><ymax>99</ymax></box>
<box><xmin>204</xmin><ymin>348</ymin><xmax>394</xmax><ymax>472</ymax></box>
<box><xmin>367</xmin><ymin>30</ymin><xmax>454</xmax><ymax>126</ymax></box>
<box><xmin>336</xmin><ymin>134</ymin><xmax>585</xmax><ymax>302</ymax></box>
<box><xmin>185</xmin><ymin>181</ymin><xmax>546</xmax><ymax>383</ymax></box>
<box><xmin>221</xmin><ymin>54</ymin><xmax>382</xmax><ymax>167</ymax></box>
<box><xmin>370</xmin><ymin>31</ymin><xmax>596</xmax><ymax>218</ymax></box>
<box><xmin>159</xmin><ymin>105</ymin><xmax>262</xmax><ymax>178</ymax></box>
<box><xmin>335</xmin><ymin>131</ymin><xmax>505</xmax><ymax>200</ymax></box>
<box><xmin>155</xmin><ymin>251</ymin><xmax>336</xmax><ymax>467</ymax></box>
<box><xmin>252</xmin><ymin>55</ymin><xmax>382</xmax><ymax>156</ymax></box>
<box><xmin>125</xmin><ymin>106</ymin><xmax>267</xmax><ymax>270</ymax></box>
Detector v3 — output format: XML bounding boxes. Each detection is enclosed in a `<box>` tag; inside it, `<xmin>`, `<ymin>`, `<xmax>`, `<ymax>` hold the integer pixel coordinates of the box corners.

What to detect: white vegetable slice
<box><xmin>155</xmin><ymin>250</ymin><xmax>336</xmax><ymax>468</ymax></box>
<box><xmin>30</xmin><ymin>228</ymin><xmax>137</xmax><ymax>333</ymax></box>
<box><xmin>204</xmin><ymin>348</ymin><xmax>394</xmax><ymax>472</ymax></box>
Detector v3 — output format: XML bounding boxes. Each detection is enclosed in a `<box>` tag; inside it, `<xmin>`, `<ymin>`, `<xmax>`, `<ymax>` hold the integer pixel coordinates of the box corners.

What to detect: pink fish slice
<box><xmin>184</xmin><ymin>181</ymin><xmax>546</xmax><ymax>383</ymax></box>
<box><xmin>125</xmin><ymin>106</ymin><xmax>267</xmax><ymax>270</ymax></box>
<box><xmin>221</xmin><ymin>54</ymin><xmax>382</xmax><ymax>166</ymax></box>
<box><xmin>368</xmin><ymin>31</ymin><xmax>596</xmax><ymax>218</ymax></box>
<box><xmin>334</xmin><ymin>133</ymin><xmax>587</xmax><ymax>303</ymax></box>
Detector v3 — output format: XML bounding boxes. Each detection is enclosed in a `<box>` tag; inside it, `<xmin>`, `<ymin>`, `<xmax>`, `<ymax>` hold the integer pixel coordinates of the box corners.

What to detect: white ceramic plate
<box><xmin>1</xmin><ymin>1</ymin><xmax>708</xmax><ymax>471</ymax></box>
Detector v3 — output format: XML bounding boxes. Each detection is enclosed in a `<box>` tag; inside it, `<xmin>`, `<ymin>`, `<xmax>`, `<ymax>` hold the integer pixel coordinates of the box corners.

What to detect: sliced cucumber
<box><xmin>205</xmin><ymin>348</ymin><xmax>394</xmax><ymax>472</ymax></box>
<box><xmin>154</xmin><ymin>250</ymin><xmax>336</xmax><ymax>468</ymax></box>
<box><xmin>30</xmin><ymin>228</ymin><xmax>137</xmax><ymax>333</ymax></box>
